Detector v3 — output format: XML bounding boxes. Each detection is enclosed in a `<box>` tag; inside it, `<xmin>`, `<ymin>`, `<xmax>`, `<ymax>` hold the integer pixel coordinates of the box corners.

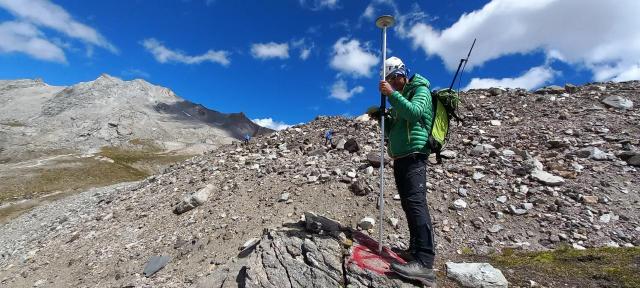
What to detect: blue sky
<box><xmin>1</xmin><ymin>0</ymin><xmax>639</xmax><ymax>129</ymax></box>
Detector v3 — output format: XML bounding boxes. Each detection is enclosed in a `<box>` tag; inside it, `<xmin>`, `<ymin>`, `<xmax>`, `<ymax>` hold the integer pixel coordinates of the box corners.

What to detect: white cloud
<box><xmin>612</xmin><ymin>65</ymin><xmax>640</xmax><ymax>82</ymax></box>
<box><xmin>330</xmin><ymin>79</ymin><xmax>364</xmax><ymax>101</ymax></box>
<box><xmin>250</xmin><ymin>42</ymin><xmax>289</xmax><ymax>60</ymax></box>
<box><xmin>330</xmin><ymin>37</ymin><xmax>378</xmax><ymax>78</ymax></box>
<box><xmin>300</xmin><ymin>48</ymin><xmax>311</xmax><ymax>60</ymax></box>
<box><xmin>0</xmin><ymin>0</ymin><xmax>117</xmax><ymax>53</ymax></box>
<box><xmin>291</xmin><ymin>38</ymin><xmax>313</xmax><ymax>60</ymax></box>
<box><xmin>142</xmin><ymin>38</ymin><xmax>230</xmax><ymax>65</ymax></box>
<box><xmin>360</xmin><ymin>0</ymin><xmax>405</xmax><ymax>23</ymax></box>
<box><xmin>0</xmin><ymin>21</ymin><xmax>66</xmax><ymax>62</ymax></box>
<box><xmin>299</xmin><ymin>0</ymin><xmax>339</xmax><ymax>10</ymax></box>
<box><xmin>402</xmin><ymin>0</ymin><xmax>640</xmax><ymax>82</ymax></box>
<box><xmin>252</xmin><ymin>118</ymin><xmax>292</xmax><ymax>131</ymax></box>
<box><xmin>464</xmin><ymin>66</ymin><xmax>557</xmax><ymax>90</ymax></box>
<box><xmin>362</xmin><ymin>4</ymin><xmax>375</xmax><ymax>20</ymax></box>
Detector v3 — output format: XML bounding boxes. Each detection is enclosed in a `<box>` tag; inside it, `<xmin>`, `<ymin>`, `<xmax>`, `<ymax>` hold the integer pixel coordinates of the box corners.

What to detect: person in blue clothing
<box><xmin>324</xmin><ymin>129</ymin><xmax>334</xmax><ymax>146</ymax></box>
<box><xmin>244</xmin><ymin>134</ymin><xmax>251</xmax><ymax>145</ymax></box>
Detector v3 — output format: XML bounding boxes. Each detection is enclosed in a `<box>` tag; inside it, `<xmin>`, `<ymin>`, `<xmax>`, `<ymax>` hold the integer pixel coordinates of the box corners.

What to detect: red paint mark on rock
<box><xmin>346</xmin><ymin>231</ymin><xmax>406</xmax><ymax>275</ymax></box>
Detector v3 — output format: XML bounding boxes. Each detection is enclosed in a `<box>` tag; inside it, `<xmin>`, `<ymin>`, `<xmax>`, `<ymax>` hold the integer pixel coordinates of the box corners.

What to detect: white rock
<box><xmin>446</xmin><ymin>262</ymin><xmax>508</xmax><ymax>288</ymax></box>
<box><xmin>496</xmin><ymin>196</ymin><xmax>507</xmax><ymax>203</ymax></box>
<box><xmin>490</xmin><ymin>120</ymin><xmax>502</xmax><ymax>126</ymax></box>
<box><xmin>388</xmin><ymin>217</ymin><xmax>399</xmax><ymax>229</ymax></box>
<box><xmin>572</xmin><ymin>243</ymin><xmax>586</xmax><ymax>250</ymax></box>
<box><xmin>174</xmin><ymin>184</ymin><xmax>214</xmax><ymax>214</ymax></box>
<box><xmin>530</xmin><ymin>169</ymin><xmax>565</xmax><ymax>186</ymax></box>
<box><xmin>358</xmin><ymin>217</ymin><xmax>375</xmax><ymax>230</ymax></box>
<box><xmin>488</xmin><ymin>224</ymin><xmax>503</xmax><ymax>233</ymax></box>
<box><xmin>502</xmin><ymin>149</ymin><xmax>515</xmax><ymax>157</ymax></box>
<box><xmin>365</xmin><ymin>166</ymin><xmax>374</xmax><ymax>175</ymax></box>
<box><xmin>278</xmin><ymin>193</ymin><xmax>290</xmax><ymax>202</ymax></box>
<box><xmin>606</xmin><ymin>241</ymin><xmax>620</xmax><ymax>248</ymax></box>
<box><xmin>602</xmin><ymin>95</ymin><xmax>633</xmax><ymax>110</ymax></box>
<box><xmin>453</xmin><ymin>199</ymin><xmax>468</xmax><ymax>210</ymax></box>
<box><xmin>599</xmin><ymin>213</ymin><xmax>618</xmax><ymax>223</ymax></box>
<box><xmin>440</xmin><ymin>150</ymin><xmax>458</xmax><ymax>159</ymax></box>
<box><xmin>472</xmin><ymin>172</ymin><xmax>485</xmax><ymax>181</ymax></box>
<box><xmin>458</xmin><ymin>188</ymin><xmax>468</xmax><ymax>197</ymax></box>
<box><xmin>240</xmin><ymin>238</ymin><xmax>260</xmax><ymax>252</ymax></box>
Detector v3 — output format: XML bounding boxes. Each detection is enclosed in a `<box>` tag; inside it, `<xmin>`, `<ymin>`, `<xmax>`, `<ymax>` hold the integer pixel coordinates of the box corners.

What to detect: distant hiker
<box><xmin>324</xmin><ymin>129</ymin><xmax>334</xmax><ymax>146</ymax></box>
<box><xmin>244</xmin><ymin>134</ymin><xmax>251</xmax><ymax>145</ymax></box>
<box><xmin>370</xmin><ymin>56</ymin><xmax>436</xmax><ymax>285</ymax></box>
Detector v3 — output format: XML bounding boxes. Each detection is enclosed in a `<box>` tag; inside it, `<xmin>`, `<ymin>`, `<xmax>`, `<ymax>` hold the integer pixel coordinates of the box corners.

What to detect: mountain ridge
<box><xmin>0</xmin><ymin>74</ymin><xmax>272</xmax><ymax>162</ymax></box>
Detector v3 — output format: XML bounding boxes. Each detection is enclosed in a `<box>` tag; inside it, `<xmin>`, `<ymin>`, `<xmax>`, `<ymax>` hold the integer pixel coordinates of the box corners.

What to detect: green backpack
<box><xmin>425</xmin><ymin>88</ymin><xmax>462</xmax><ymax>163</ymax></box>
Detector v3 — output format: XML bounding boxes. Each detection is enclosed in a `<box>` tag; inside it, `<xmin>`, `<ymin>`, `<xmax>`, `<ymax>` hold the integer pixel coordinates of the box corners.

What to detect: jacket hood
<box><xmin>405</xmin><ymin>73</ymin><xmax>430</xmax><ymax>91</ymax></box>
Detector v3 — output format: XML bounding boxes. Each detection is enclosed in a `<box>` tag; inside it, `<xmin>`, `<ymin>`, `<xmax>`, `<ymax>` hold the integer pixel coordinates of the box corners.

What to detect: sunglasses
<box><xmin>386</xmin><ymin>74</ymin><xmax>403</xmax><ymax>81</ymax></box>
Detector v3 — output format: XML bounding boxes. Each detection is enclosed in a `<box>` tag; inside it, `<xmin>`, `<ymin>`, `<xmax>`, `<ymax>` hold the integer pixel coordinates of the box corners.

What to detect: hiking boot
<box><xmin>391</xmin><ymin>261</ymin><xmax>436</xmax><ymax>287</ymax></box>
<box><xmin>391</xmin><ymin>247</ymin><xmax>415</xmax><ymax>262</ymax></box>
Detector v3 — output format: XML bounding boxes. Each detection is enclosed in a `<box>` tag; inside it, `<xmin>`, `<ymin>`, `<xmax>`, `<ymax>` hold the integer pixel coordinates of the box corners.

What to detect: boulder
<box><xmin>440</xmin><ymin>150</ymin><xmax>458</xmax><ymax>159</ymax></box>
<box><xmin>577</xmin><ymin>147</ymin><xmax>611</xmax><ymax>160</ymax></box>
<box><xmin>535</xmin><ymin>85</ymin><xmax>565</xmax><ymax>95</ymax></box>
<box><xmin>143</xmin><ymin>255</ymin><xmax>170</xmax><ymax>278</ymax></box>
<box><xmin>304</xmin><ymin>211</ymin><xmax>343</xmax><ymax>232</ymax></box>
<box><xmin>530</xmin><ymin>169</ymin><xmax>565</xmax><ymax>186</ymax></box>
<box><xmin>446</xmin><ymin>262</ymin><xmax>508</xmax><ymax>288</ymax></box>
<box><xmin>173</xmin><ymin>184</ymin><xmax>214</xmax><ymax>214</ymax></box>
<box><xmin>366</xmin><ymin>152</ymin><xmax>390</xmax><ymax>168</ymax></box>
<box><xmin>627</xmin><ymin>155</ymin><xmax>640</xmax><ymax>167</ymax></box>
<box><xmin>349</xmin><ymin>179</ymin><xmax>372</xmax><ymax>196</ymax></box>
<box><xmin>336</xmin><ymin>138</ymin><xmax>347</xmax><ymax>150</ymax></box>
<box><xmin>564</xmin><ymin>83</ymin><xmax>578</xmax><ymax>93</ymax></box>
<box><xmin>278</xmin><ymin>193</ymin><xmax>290</xmax><ymax>202</ymax></box>
<box><xmin>358</xmin><ymin>217</ymin><xmax>375</xmax><ymax>230</ymax></box>
<box><xmin>602</xmin><ymin>96</ymin><xmax>633</xmax><ymax>110</ymax></box>
<box><xmin>453</xmin><ymin>199</ymin><xmax>468</xmax><ymax>210</ymax></box>
<box><xmin>489</xmin><ymin>87</ymin><xmax>504</xmax><ymax>96</ymax></box>
<box><xmin>344</xmin><ymin>138</ymin><xmax>360</xmax><ymax>153</ymax></box>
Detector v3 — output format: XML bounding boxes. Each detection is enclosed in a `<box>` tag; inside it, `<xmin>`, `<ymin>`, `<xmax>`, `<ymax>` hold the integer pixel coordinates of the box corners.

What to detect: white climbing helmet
<box><xmin>383</xmin><ymin>56</ymin><xmax>407</xmax><ymax>78</ymax></box>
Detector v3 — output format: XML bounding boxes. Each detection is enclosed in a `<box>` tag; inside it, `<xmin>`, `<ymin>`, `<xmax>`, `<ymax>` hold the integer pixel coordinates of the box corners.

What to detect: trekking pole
<box><xmin>449</xmin><ymin>38</ymin><xmax>476</xmax><ymax>90</ymax></box>
<box><xmin>375</xmin><ymin>15</ymin><xmax>394</xmax><ymax>254</ymax></box>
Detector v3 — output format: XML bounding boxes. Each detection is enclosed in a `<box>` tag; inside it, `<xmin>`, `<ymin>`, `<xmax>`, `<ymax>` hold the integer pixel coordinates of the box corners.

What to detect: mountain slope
<box><xmin>0</xmin><ymin>74</ymin><xmax>270</xmax><ymax>161</ymax></box>
<box><xmin>0</xmin><ymin>81</ymin><xmax>637</xmax><ymax>287</ymax></box>
<box><xmin>0</xmin><ymin>75</ymin><xmax>272</xmax><ymax>205</ymax></box>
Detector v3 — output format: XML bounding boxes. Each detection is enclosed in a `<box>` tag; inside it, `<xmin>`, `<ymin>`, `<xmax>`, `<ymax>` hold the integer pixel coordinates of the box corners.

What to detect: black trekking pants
<box><xmin>393</xmin><ymin>153</ymin><xmax>435</xmax><ymax>268</ymax></box>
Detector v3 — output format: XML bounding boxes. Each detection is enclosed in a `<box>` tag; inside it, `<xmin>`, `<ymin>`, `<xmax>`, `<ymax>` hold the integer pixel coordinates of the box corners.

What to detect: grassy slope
<box><xmin>0</xmin><ymin>141</ymin><xmax>192</xmax><ymax>203</ymax></box>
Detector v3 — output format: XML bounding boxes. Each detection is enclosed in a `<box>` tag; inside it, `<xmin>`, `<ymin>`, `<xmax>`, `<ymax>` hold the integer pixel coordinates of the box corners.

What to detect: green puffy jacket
<box><xmin>383</xmin><ymin>74</ymin><xmax>433</xmax><ymax>158</ymax></box>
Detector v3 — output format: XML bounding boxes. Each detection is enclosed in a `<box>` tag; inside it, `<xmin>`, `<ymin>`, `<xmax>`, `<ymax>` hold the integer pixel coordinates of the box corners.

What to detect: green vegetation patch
<box><xmin>489</xmin><ymin>245</ymin><xmax>640</xmax><ymax>287</ymax></box>
<box><xmin>0</xmin><ymin>145</ymin><xmax>191</xmax><ymax>204</ymax></box>
<box><xmin>0</xmin><ymin>158</ymin><xmax>145</xmax><ymax>203</ymax></box>
<box><xmin>98</xmin><ymin>145</ymin><xmax>191</xmax><ymax>174</ymax></box>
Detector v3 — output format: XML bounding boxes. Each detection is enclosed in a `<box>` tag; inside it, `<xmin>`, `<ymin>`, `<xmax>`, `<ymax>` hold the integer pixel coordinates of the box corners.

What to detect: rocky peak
<box><xmin>0</xmin><ymin>78</ymin><xmax>47</xmax><ymax>91</ymax></box>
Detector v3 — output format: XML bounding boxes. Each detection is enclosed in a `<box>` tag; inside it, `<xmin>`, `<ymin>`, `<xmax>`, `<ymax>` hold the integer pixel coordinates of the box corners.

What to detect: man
<box><xmin>244</xmin><ymin>134</ymin><xmax>251</xmax><ymax>145</ymax></box>
<box><xmin>324</xmin><ymin>128</ymin><xmax>334</xmax><ymax>146</ymax></box>
<box><xmin>370</xmin><ymin>56</ymin><xmax>436</xmax><ymax>286</ymax></box>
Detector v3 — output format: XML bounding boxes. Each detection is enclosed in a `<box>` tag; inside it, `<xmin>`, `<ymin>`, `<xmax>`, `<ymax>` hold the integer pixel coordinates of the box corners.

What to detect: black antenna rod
<box><xmin>449</xmin><ymin>38</ymin><xmax>476</xmax><ymax>90</ymax></box>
